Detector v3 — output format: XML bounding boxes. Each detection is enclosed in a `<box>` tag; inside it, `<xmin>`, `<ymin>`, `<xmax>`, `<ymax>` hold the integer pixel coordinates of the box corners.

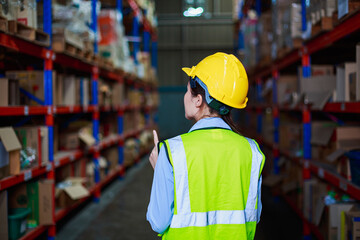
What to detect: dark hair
<box><xmin>189</xmin><ymin>79</ymin><xmax>242</xmax><ymax>135</ymax></box>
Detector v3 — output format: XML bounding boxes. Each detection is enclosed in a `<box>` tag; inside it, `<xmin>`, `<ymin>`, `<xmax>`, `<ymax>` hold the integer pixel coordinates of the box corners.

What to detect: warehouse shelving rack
<box><xmin>240</xmin><ymin>3</ymin><xmax>360</xmax><ymax>239</ymax></box>
<box><xmin>0</xmin><ymin>0</ymin><xmax>158</xmax><ymax>239</ymax></box>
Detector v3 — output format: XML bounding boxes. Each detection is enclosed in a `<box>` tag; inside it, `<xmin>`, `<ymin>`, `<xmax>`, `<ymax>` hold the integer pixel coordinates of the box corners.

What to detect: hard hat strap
<box><xmin>190</xmin><ymin>77</ymin><xmax>230</xmax><ymax>115</ymax></box>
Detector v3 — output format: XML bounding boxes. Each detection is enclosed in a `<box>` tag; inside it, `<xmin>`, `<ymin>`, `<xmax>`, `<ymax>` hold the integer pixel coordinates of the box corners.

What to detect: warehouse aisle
<box><xmin>57</xmin><ymin>159</ymin><xmax>157</xmax><ymax>240</ymax></box>
<box><xmin>57</xmin><ymin>158</ymin><xmax>303</xmax><ymax>240</ymax></box>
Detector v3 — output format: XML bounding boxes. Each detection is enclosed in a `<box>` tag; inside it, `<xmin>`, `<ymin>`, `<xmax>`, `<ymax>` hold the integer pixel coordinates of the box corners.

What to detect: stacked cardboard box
<box><xmin>55</xmin><ymin>75</ymin><xmax>90</xmax><ymax>106</ymax></box>
<box><xmin>5</xmin><ymin>71</ymin><xmax>56</xmax><ymax>106</ymax></box>
<box><xmin>8</xmin><ymin>180</ymin><xmax>54</xmax><ymax>229</ymax></box>
<box><xmin>0</xmin><ymin>127</ymin><xmax>21</xmax><ymax>180</ymax></box>
<box><xmin>15</xmin><ymin>126</ymin><xmax>49</xmax><ymax>170</ymax></box>
<box><xmin>55</xmin><ymin>177</ymin><xmax>89</xmax><ymax>208</ymax></box>
<box><xmin>257</xmin><ymin>11</ymin><xmax>272</xmax><ymax>65</ymax></box>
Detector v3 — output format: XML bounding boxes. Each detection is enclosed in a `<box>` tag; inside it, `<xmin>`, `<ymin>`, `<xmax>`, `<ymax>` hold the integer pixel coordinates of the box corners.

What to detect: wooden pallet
<box><xmin>7</xmin><ymin>20</ymin><xmax>50</xmax><ymax>46</ymax></box>
<box><xmin>52</xmin><ymin>35</ymin><xmax>84</xmax><ymax>59</ymax></box>
<box><xmin>311</xmin><ymin>17</ymin><xmax>333</xmax><ymax>37</ymax></box>
<box><xmin>292</xmin><ymin>37</ymin><xmax>303</xmax><ymax>49</ymax></box>
<box><xmin>0</xmin><ymin>16</ymin><xmax>7</xmax><ymax>32</ymax></box>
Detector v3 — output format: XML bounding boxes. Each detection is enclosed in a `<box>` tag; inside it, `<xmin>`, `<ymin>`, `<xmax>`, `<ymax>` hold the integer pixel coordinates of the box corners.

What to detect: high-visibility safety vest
<box><xmin>159</xmin><ymin>128</ymin><xmax>265</xmax><ymax>240</ymax></box>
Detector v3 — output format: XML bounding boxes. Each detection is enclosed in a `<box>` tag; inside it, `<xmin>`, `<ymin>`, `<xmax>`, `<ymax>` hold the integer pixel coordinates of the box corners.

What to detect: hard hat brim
<box><xmin>182</xmin><ymin>67</ymin><xmax>192</xmax><ymax>76</ymax></box>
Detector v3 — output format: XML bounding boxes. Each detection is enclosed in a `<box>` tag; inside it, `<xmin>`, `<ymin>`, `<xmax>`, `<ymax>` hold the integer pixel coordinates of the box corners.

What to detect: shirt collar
<box><xmin>188</xmin><ymin>117</ymin><xmax>232</xmax><ymax>133</ymax></box>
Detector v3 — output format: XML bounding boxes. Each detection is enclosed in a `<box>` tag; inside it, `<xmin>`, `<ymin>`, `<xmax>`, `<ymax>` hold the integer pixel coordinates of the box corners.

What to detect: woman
<box><xmin>147</xmin><ymin>52</ymin><xmax>265</xmax><ymax>239</ymax></box>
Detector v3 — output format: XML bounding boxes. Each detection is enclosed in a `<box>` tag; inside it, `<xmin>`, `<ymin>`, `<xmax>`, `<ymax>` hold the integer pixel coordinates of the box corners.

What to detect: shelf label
<box><xmin>318</xmin><ymin>168</ymin><xmax>324</xmax><ymax>178</ymax></box>
<box><xmin>24</xmin><ymin>170</ymin><xmax>32</xmax><ymax>181</ymax></box>
<box><xmin>53</xmin><ymin>106</ymin><xmax>57</xmax><ymax>114</ymax></box>
<box><xmin>47</xmin><ymin>106</ymin><xmax>52</xmax><ymax>114</ymax></box>
<box><xmin>70</xmin><ymin>155</ymin><xmax>75</xmax><ymax>161</ymax></box>
<box><xmin>24</xmin><ymin>106</ymin><xmax>29</xmax><ymax>115</ymax></box>
<box><xmin>46</xmin><ymin>163</ymin><xmax>52</xmax><ymax>172</ymax></box>
<box><xmin>304</xmin><ymin>161</ymin><xmax>310</xmax><ymax>169</ymax></box>
<box><xmin>341</xmin><ymin>103</ymin><xmax>345</xmax><ymax>111</ymax></box>
<box><xmin>340</xmin><ymin>180</ymin><xmax>348</xmax><ymax>191</ymax></box>
<box><xmin>55</xmin><ymin>160</ymin><xmax>60</xmax><ymax>167</ymax></box>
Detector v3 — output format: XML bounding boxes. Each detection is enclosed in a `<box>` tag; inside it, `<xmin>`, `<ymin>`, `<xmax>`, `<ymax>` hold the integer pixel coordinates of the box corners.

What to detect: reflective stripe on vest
<box><xmin>167</xmin><ymin>135</ymin><xmax>263</xmax><ymax>229</ymax></box>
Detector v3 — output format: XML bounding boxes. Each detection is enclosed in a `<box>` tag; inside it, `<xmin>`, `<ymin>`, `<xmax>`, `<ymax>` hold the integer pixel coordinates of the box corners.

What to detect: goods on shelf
<box><xmin>139</xmin><ymin>130</ymin><xmax>153</xmax><ymax>153</ymax></box>
<box><xmin>257</xmin><ymin>11</ymin><xmax>272</xmax><ymax>66</ymax></box>
<box><xmin>0</xmin><ymin>127</ymin><xmax>21</xmax><ymax>179</ymax></box>
<box><xmin>7</xmin><ymin>180</ymin><xmax>53</xmax><ymax>231</ymax></box>
<box><xmin>55</xmin><ymin>177</ymin><xmax>89</xmax><ymax>208</ymax></box>
<box><xmin>0</xmin><ymin>190</ymin><xmax>8</xmax><ymax>239</ymax></box>
<box><xmin>338</xmin><ymin>0</ymin><xmax>360</xmax><ymax>19</ymax></box>
<box><xmin>55</xmin><ymin>75</ymin><xmax>90</xmax><ymax>106</ymax></box>
<box><xmin>103</xmin><ymin>147</ymin><xmax>118</xmax><ymax>171</ymax></box>
<box><xmin>15</xmin><ymin>126</ymin><xmax>49</xmax><ymax>170</ymax></box>
<box><xmin>51</xmin><ymin>0</ymin><xmax>100</xmax><ymax>55</ymax></box>
<box><xmin>58</xmin><ymin>121</ymin><xmax>93</xmax><ymax>151</ymax></box>
<box><xmin>98</xmin><ymin>10</ymin><xmax>132</xmax><ymax>71</ymax></box>
<box><xmin>86</xmin><ymin>157</ymin><xmax>108</xmax><ymax>187</ymax></box>
<box><xmin>124</xmin><ymin>138</ymin><xmax>139</xmax><ymax>167</ymax></box>
<box><xmin>0</xmin><ymin>0</ymin><xmax>37</xmax><ymax>27</ymax></box>
<box><xmin>112</xmin><ymin>83</ymin><xmax>125</xmax><ymax>107</ymax></box>
<box><xmin>5</xmin><ymin>71</ymin><xmax>55</xmax><ymax>106</ymax></box>
<box><xmin>98</xmin><ymin>80</ymin><xmax>112</xmax><ymax>107</ymax></box>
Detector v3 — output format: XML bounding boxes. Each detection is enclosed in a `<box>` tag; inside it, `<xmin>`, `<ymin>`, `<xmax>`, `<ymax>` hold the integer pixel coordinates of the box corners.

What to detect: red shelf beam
<box><xmin>54</xmin><ymin>105</ymin><xmax>96</xmax><ymax>115</ymax></box>
<box><xmin>0</xmin><ymin>106</ymin><xmax>49</xmax><ymax>116</ymax></box>
<box><xmin>0</xmin><ymin>165</ymin><xmax>48</xmax><ymax>191</ymax></box>
<box><xmin>309</xmin><ymin>162</ymin><xmax>360</xmax><ymax>200</ymax></box>
<box><xmin>99</xmin><ymin>68</ymin><xmax>124</xmax><ymax>82</ymax></box>
<box><xmin>322</xmin><ymin>102</ymin><xmax>360</xmax><ymax>113</ymax></box>
<box><xmin>306</xmin><ymin>12</ymin><xmax>360</xmax><ymax>55</ymax></box>
<box><xmin>0</xmin><ymin>33</ymin><xmax>48</xmax><ymax>59</ymax></box>
<box><xmin>253</xmin><ymin>12</ymin><xmax>360</xmax><ymax>79</ymax></box>
<box><xmin>249</xmin><ymin>102</ymin><xmax>360</xmax><ymax>114</ymax></box>
<box><xmin>54</xmin><ymin>53</ymin><xmax>93</xmax><ymax>73</ymax></box>
<box><xmin>18</xmin><ymin>225</ymin><xmax>48</xmax><ymax>240</ymax></box>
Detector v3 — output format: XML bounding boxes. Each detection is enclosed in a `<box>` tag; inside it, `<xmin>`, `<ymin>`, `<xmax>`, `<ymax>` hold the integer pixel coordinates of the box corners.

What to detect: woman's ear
<box><xmin>194</xmin><ymin>94</ymin><xmax>203</xmax><ymax>108</ymax></box>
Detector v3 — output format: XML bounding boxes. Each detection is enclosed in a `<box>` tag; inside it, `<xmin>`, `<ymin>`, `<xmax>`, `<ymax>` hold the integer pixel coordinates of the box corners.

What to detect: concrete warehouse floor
<box><xmin>57</xmin><ymin>158</ymin><xmax>304</xmax><ymax>240</ymax></box>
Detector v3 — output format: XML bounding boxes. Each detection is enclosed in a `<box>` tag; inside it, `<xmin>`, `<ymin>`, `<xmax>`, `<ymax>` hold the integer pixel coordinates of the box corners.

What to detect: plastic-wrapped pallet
<box><xmin>51</xmin><ymin>0</ymin><xmax>101</xmax><ymax>51</ymax></box>
<box><xmin>98</xmin><ymin>10</ymin><xmax>132</xmax><ymax>70</ymax></box>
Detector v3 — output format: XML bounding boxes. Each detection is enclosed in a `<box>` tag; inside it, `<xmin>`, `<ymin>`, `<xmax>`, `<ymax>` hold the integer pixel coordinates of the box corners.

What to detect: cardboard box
<box><xmin>344</xmin><ymin>62</ymin><xmax>357</xmax><ymax>102</ymax></box>
<box><xmin>111</xmin><ymin>83</ymin><xmax>124</xmax><ymax>107</ymax></box>
<box><xmin>8</xmin><ymin>180</ymin><xmax>54</xmax><ymax>226</ymax></box>
<box><xmin>38</xmin><ymin>180</ymin><xmax>54</xmax><ymax>225</ymax></box>
<box><xmin>0</xmin><ymin>127</ymin><xmax>21</xmax><ymax>177</ymax></box>
<box><xmin>345</xmin><ymin>208</ymin><xmax>360</xmax><ymax>240</ymax></box>
<box><xmin>103</xmin><ymin>147</ymin><xmax>118</xmax><ymax>171</ymax></box>
<box><xmin>277</xmin><ymin>75</ymin><xmax>298</xmax><ymax>106</ymax></box>
<box><xmin>55</xmin><ymin>177</ymin><xmax>89</xmax><ymax>208</ymax></box>
<box><xmin>62</xmin><ymin>75</ymin><xmax>76</xmax><ymax>106</ymax></box>
<box><xmin>8</xmin><ymin>183</ymin><xmax>28</xmax><ymax>209</ymax></box>
<box><xmin>5</xmin><ymin>71</ymin><xmax>55</xmax><ymax>106</ymax></box>
<box><xmin>0</xmin><ymin>190</ymin><xmax>8</xmax><ymax>240</ymax></box>
<box><xmin>0</xmin><ymin>0</ymin><xmax>16</xmax><ymax>20</ymax></box>
<box><xmin>8</xmin><ymin>79</ymin><xmax>20</xmax><ymax>105</ymax></box>
<box><xmin>80</xmin><ymin>78</ymin><xmax>90</xmax><ymax>106</ymax></box>
<box><xmin>329</xmin><ymin>204</ymin><xmax>354</xmax><ymax>240</ymax></box>
<box><xmin>16</xmin><ymin>0</ymin><xmax>37</xmax><ymax>28</ymax></box>
<box><xmin>59</xmin><ymin>131</ymin><xmax>80</xmax><ymax>151</ymax></box>
<box><xmin>0</xmin><ymin>78</ymin><xmax>8</xmax><ymax>106</ymax></box>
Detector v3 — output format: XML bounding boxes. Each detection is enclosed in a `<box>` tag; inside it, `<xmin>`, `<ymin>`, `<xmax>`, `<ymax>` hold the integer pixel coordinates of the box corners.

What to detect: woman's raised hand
<box><xmin>149</xmin><ymin>130</ymin><xmax>159</xmax><ymax>169</ymax></box>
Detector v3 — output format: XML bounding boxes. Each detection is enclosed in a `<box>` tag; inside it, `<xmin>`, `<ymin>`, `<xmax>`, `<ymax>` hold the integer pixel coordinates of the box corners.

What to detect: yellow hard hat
<box><xmin>182</xmin><ymin>52</ymin><xmax>248</xmax><ymax>109</ymax></box>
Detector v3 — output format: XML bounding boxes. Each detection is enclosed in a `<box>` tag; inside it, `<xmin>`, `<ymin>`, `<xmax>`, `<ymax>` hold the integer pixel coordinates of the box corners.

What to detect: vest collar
<box><xmin>188</xmin><ymin>117</ymin><xmax>232</xmax><ymax>133</ymax></box>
